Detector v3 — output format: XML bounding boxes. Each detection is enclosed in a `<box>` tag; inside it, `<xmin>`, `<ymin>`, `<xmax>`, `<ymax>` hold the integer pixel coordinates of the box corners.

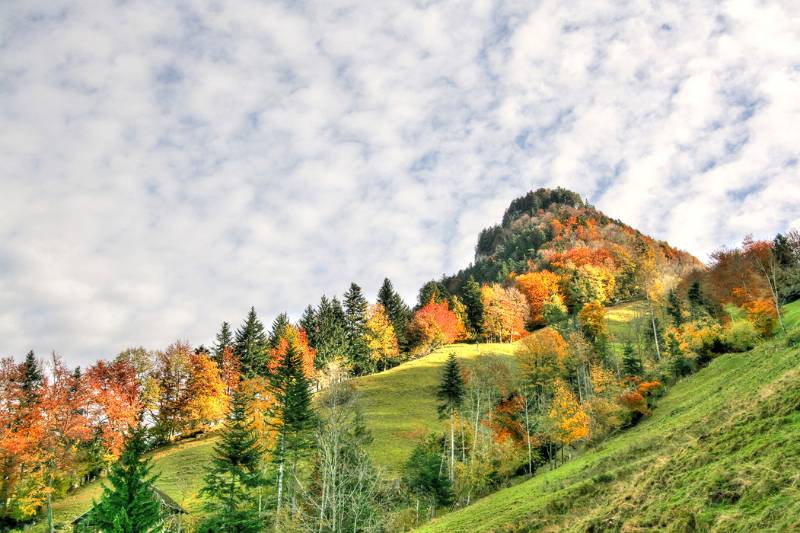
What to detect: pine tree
<box><xmin>269</xmin><ymin>312</ymin><xmax>291</xmax><ymax>349</ymax></box>
<box><xmin>86</xmin><ymin>424</ymin><xmax>162</xmax><ymax>533</ymax></box>
<box><xmin>343</xmin><ymin>282</ymin><xmax>371</xmax><ymax>374</ymax></box>
<box><xmin>213</xmin><ymin>322</ymin><xmax>234</xmax><ymax>366</ymax></box>
<box><xmin>198</xmin><ymin>389</ymin><xmax>265</xmax><ymax>533</ymax></box>
<box><xmin>377</xmin><ymin>278</ymin><xmax>412</xmax><ymax>352</ymax></box>
<box><xmin>315</xmin><ymin>296</ymin><xmax>350</xmax><ymax>369</ymax></box>
<box><xmin>460</xmin><ymin>276</ymin><xmax>484</xmax><ymax>336</ymax></box>
<box><xmin>417</xmin><ymin>280</ymin><xmax>450</xmax><ymax>309</ymax></box>
<box><xmin>20</xmin><ymin>350</ymin><xmax>43</xmax><ymax>408</ymax></box>
<box><xmin>234</xmin><ymin>307</ymin><xmax>268</xmax><ymax>378</ymax></box>
<box><xmin>687</xmin><ymin>281</ymin><xmax>706</xmax><ymax>319</ymax></box>
<box><xmin>403</xmin><ymin>434</ymin><xmax>453</xmax><ymax>516</ymax></box>
<box><xmin>622</xmin><ymin>342</ymin><xmax>644</xmax><ymax>377</ymax></box>
<box><xmin>436</xmin><ymin>353</ymin><xmax>464</xmax><ymax>483</ymax></box>
<box><xmin>268</xmin><ymin>340</ymin><xmax>315</xmax><ymax>515</ymax></box>
<box><xmin>298</xmin><ymin>305</ymin><xmax>318</xmax><ymax>348</ymax></box>
<box><xmin>666</xmin><ymin>290</ymin><xmax>683</xmax><ymax>326</ymax></box>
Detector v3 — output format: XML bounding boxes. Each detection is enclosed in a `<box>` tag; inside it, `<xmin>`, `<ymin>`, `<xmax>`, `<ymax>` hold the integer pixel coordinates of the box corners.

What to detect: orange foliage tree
<box><xmin>515</xmin><ymin>270</ymin><xmax>563</xmax><ymax>326</ymax></box>
<box><xmin>85</xmin><ymin>358</ymin><xmax>141</xmax><ymax>460</ymax></box>
<box><xmin>268</xmin><ymin>325</ymin><xmax>316</xmax><ymax>379</ymax></box>
<box><xmin>410</xmin><ymin>299</ymin><xmax>466</xmax><ymax>353</ymax></box>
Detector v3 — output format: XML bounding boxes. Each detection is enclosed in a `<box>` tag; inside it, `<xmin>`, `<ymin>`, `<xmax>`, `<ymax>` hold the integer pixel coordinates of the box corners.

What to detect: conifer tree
<box><xmin>344</xmin><ymin>282</ymin><xmax>371</xmax><ymax>374</ymax></box>
<box><xmin>622</xmin><ymin>342</ymin><xmax>644</xmax><ymax>377</ymax></box>
<box><xmin>666</xmin><ymin>290</ymin><xmax>683</xmax><ymax>326</ymax></box>
<box><xmin>436</xmin><ymin>353</ymin><xmax>464</xmax><ymax>482</ymax></box>
<box><xmin>268</xmin><ymin>341</ymin><xmax>315</xmax><ymax>516</ymax></box>
<box><xmin>213</xmin><ymin>322</ymin><xmax>234</xmax><ymax>366</ymax></box>
<box><xmin>377</xmin><ymin>278</ymin><xmax>412</xmax><ymax>351</ymax></box>
<box><xmin>460</xmin><ymin>276</ymin><xmax>484</xmax><ymax>336</ymax></box>
<box><xmin>298</xmin><ymin>305</ymin><xmax>318</xmax><ymax>348</ymax></box>
<box><xmin>198</xmin><ymin>389</ymin><xmax>265</xmax><ymax>533</ymax></box>
<box><xmin>86</xmin><ymin>424</ymin><xmax>162</xmax><ymax>533</ymax></box>
<box><xmin>269</xmin><ymin>313</ymin><xmax>291</xmax><ymax>349</ymax></box>
<box><xmin>315</xmin><ymin>296</ymin><xmax>350</xmax><ymax>369</ymax></box>
<box><xmin>20</xmin><ymin>350</ymin><xmax>43</xmax><ymax>408</ymax></box>
<box><xmin>234</xmin><ymin>307</ymin><xmax>268</xmax><ymax>378</ymax></box>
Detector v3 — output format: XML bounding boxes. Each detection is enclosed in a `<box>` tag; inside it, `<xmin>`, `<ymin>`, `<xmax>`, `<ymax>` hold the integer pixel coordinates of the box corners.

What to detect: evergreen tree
<box><xmin>19</xmin><ymin>350</ymin><xmax>43</xmax><ymax>408</ymax></box>
<box><xmin>213</xmin><ymin>322</ymin><xmax>234</xmax><ymax>366</ymax></box>
<box><xmin>298</xmin><ymin>305</ymin><xmax>318</xmax><ymax>348</ymax></box>
<box><xmin>85</xmin><ymin>424</ymin><xmax>162</xmax><ymax>533</ymax></box>
<box><xmin>460</xmin><ymin>276</ymin><xmax>484</xmax><ymax>336</ymax></box>
<box><xmin>234</xmin><ymin>307</ymin><xmax>268</xmax><ymax>378</ymax></box>
<box><xmin>666</xmin><ymin>290</ymin><xmax>683</xmax><ymax>326</ymax></box>
<box><xmin>269</xmin><ymin>312</ymin><xmax>291</xmax><ymax>349</ymax></box>
<box><xmin>315</xmin><ymin>296</ymin><xmax>350</xmax><ymax>369</ymax></box>
<box><xmin>343</xmin><ymin>282</ymin><xmax>371</xmax><ymax>374</ymax></box>
<box><xmin>377</xmin><ymin>278</ymin><xmax>411</xmax><ymax>352</ymax></box>
<box><xmin>268</xmin><ymin>341</ymin><xmax>315</xmax><ymax>515</ymax></box>
<box><xmin>417</xmin><ymin>280</ymin><xmax>450</xmax><ymax>309</ymax></box>
<box><xmin>622</xmin><ymin>342</ymin><xmax>644</xmax><ymax>377</ymax></box>
<box><xmin>198</xmin><ymin>389</ymin><xmax>266</xmax><ymax>533</ymax></box>
<box><xmin>687</xmin><ymin>281</ymin><xmax>707</xmax><ymax>319</ymax></box>
<box><xmin>436</xmin><ymin>353</ymin><xmax>464</xmax><ymax>483</ymax></box>
<box><xmin>403</xmin><ymin>434</ymin><xmax>453</xmax><ymax>516</ymax></box>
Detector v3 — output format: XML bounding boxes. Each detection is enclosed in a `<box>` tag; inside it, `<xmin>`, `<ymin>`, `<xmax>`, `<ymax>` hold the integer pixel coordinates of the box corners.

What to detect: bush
<box><xmin>786</xmin><ymin>329</ymin><xmax>800</xmax><ymax>348</ymax></box>
<box><xmin>725</xmin><ymin>320</ymin><xmax>760</xmax><ymax>352</ymax></box>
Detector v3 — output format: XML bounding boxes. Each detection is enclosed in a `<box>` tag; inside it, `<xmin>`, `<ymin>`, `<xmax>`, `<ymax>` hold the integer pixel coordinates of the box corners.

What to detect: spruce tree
<box><xmin>315</xmin><ymin>296</ymin><xmax>350</xmax><ymax>369</ymax></box>
<box><xmin>298</xmin><ymin>305</ymin><xmax>318</xmax><ymax>348</ymax></box>
<box><xmin>269</xmin><ymin>312</ymin><xmax>291</xmax><ymax>349</ymax></box>
<box><xmin>343</xmin><ymin>282</ymin><xmax>371</xmax><ymax>374</ymax></box>
<box><xmin>234</xmin><ymin>307</ymin><xmax>268</xmax><ymax>378</ymax></box>
<box><xmin>666</xmin><ymin>290</ymin><xmax>683</xmax><ymax>326</ymax></box>
<box><xmin>268</xmin><ymin>341</ymin><xmax>315</xmax><ymax>515</ymax></box>
<box><xmin>417</xmin><ymin>280</ymin><xmax>450</xmax><ymax>309</ymax></box>
<box><xmin>436</xmin><ymin>353</ymin><xmax>464</xmax><ymax>483</ymax></box>
<box><xmin>87</xmin><ymin>424</ymin><xmax>162</xmax><ymax>533</ymax></box>
<box><xmin>199</xmin><ymin>389</ymin><xmax>265</xmax><ymax>533</ymax></box>
<box><xmin>377</xmin><ymin>278</ymin><xmax>411</xmax><ymax>351</ymax></box>
<box><xmin>460</xmin><ymin>276</ymin><xmax>484</xmax><ymax>336</ymax></box>
<box><xmin>19</xmin><ymin>350</ymin><xmax>43</xmax><ymax>408</ymax></box>
<box><xmin>622</xmin><ymin>342</ymin><xmax>644</xmax><ymax>377</ymax></box>
<box><xmin>213</xmin><ymin>322</ymin><xmax>234</xmax><ymax>366</ymax></box>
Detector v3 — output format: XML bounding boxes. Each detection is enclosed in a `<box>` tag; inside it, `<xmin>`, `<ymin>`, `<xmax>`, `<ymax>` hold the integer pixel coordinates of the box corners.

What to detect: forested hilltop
<box><xmin>2</xmin><ymin>188</ymin><xmax>798</xmax><ymax>532</ymax></box>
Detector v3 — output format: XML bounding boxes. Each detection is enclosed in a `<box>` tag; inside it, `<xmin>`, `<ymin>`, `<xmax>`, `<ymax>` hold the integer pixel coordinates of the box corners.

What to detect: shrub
<box><xmin>725</xmin><ymin>320</ymin><xmax>760</xmax><ymax>352</ymax></box>
<box><xmin>786</xmin><ymin>329</ymin><xmax>800</xmax><ymax>348</ymax></box>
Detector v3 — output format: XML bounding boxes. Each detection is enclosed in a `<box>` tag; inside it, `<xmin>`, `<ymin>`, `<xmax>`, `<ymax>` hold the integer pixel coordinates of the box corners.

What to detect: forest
<box><xmin>2</xmin><ymin>188</ymin><xmax>799</xmax><ymax>532</ymax></box>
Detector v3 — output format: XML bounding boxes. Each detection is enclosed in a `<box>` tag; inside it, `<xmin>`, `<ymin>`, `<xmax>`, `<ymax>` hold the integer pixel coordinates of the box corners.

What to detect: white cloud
<box><xmin>0</xmin><ymin>0</ymin><xmax>798</xmax><ymax>365</ymax></box>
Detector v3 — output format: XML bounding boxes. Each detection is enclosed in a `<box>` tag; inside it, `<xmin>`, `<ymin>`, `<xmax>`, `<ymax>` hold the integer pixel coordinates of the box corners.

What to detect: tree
<box><xmin>86</xmin><ymin>424</ymin><xmax>162</xmax><ymax>533</ymax></box>
<box><xmin>364</xmin><ymin>304</ymin><xmax>400</xmax><ymax>371</ymax></box>
<box><xmin>315</xmin><ymin>296</ymin><xmax>350</xmax><ymax>370</ymax></box>
<box><xmin>269</xmin><ymin>313</ymin><xmax>291</xmax><ymax>350</ymax></box>
<box><xmin>515</xmin><ymin>270</ymin><xmax>562</xmax><ymax>326</ymax></box>
<box><xmin>213</xmin><ymin>322</ymin><xmax>235</xmax><ymax>366</ymax></box>
<box><xmin>298</xmin><ymin>306</ymin><xmax>318</xmax><ymax>348</ymax></box>
<box><xmin>378</xmin><ymin>278</ymin><xmax>412</xmax><ymax>351</ymax></box>
<box><xmin>20</xmin><ymin>351</ymin><xmax>43</xmax><ymax>408</ymax></box>
<box><xmin>185</xmin><ymin>352</ymin><xmax>227</xmax><ymax>433</ymax></box>
<box><xmin>268</xmin><ymin>325</ymin><xmax>316</xmax><ymax>379</ymax></box>
<box><xmin>480</xmin><ymin>284</ymin><xmax>529</xmax><ymax>342</ymax></box>
<box><xmin>577</xmin><ymin>301</ymin><xmax>608</xmax><ymax>349</ymax></box>
<box><xmin>152</xmin><ymin>342</ymin><xmax>192</xmax><ymax>443</ymax></box>
<box><xmin>743</xmin><ymin>236</ymin><xmax>787</xmax><ymax>334</ymax></box>
<box><xmin>86</xmin><ymin>359</ymin><xmax>142</xmax><ymax>459</ymax></box>
<box><xmin>234</xmin><ymin>308</ymin><xmax>269</xmax><ymax>378</ymax></box>
<box><xmin>268</xmin><ymin>341</ymin><xmax>315</xmax><ymax>515</ymax></box>
<box><xmin>460</xmin><ymin>276</ymin><xmax>484</xmax><ymax>336</ymax></box>
<box><xmin>622</xmin><ymin>343</ymin><xmax>644</xmax><ymax>377</ymax></box>
<box><xmin>417</xmin><ymin>281</ymin><xmax>450</xmax><ymax>309</ymax></box>
<box><xmin>548</xmin><ymin>379</ymin><xmax>590</xmax><ymax>453</ymax></box>
<box><xmin>343</xmin><ymin>283</ymin><xmax>371</xmax><ymax>374</ymax></box>
<box><xmin>436</xmin><ymin>354</ymin><xmax>464</xmax><ymax>483</ymax></box>
<box><xmin>666</xmin><ymin>289</ymin><xmax>683</xmax><ymax>326</ymax></box>
<box><xmin>403</xmin><ymin>435</ymin><xmax>453</xmax><ymax>519</ymax></box>
<box><xmin>199</xmin><ymin>389</ymin><xmax>266</xmax><ymax>533</ymax></box>
<box><xmin>409</xmin><ymin>299</ymin><xmax>466</xmax><ymax>353</ymax></box>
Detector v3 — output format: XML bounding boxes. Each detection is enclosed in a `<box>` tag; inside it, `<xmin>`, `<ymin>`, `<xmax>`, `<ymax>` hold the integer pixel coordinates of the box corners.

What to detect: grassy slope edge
<box><xmin>417</xmin><ymin>301</ymin><xmax>800</xmax><ymax>532</ymax></box>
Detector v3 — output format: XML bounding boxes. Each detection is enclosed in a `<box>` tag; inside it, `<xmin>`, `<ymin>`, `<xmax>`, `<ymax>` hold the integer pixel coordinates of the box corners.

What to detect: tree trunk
<box><xmin>523</xmin><ymin>397</ymin><xmax>533</xmax><ymax>476</ymax></box>
<box><xmin>648</xmin><ymin>298</ymin><xmax>661</xmax><ymax>360</ymax></box>
<box><xmin>449</xmin><ymin>411</ymin><xmax>455</xmax><ymax>482</ymax></box>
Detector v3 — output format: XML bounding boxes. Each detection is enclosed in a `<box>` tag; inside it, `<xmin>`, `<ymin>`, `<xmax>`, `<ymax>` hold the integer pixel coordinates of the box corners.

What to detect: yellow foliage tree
<box><xmin>548</xmin><ymin>379</ymin><xmax>590</xmax><ymax>447</ymax></box>
<box><xmin>185</xmin><ymin>352</ymin><xmax>227</xmax><ymax>432</ymax></box>
<box><xmin>365</xmin><ymin>304</ymin><xmax>400</xmax><ymax>371</ymax></box>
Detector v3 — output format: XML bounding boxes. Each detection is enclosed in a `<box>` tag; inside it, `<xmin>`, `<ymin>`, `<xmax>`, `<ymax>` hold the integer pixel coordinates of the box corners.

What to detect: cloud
<box><xmin>0</xmin><ymin>0</ymin><xmax>798</xmax><ymax>365</ymax></box>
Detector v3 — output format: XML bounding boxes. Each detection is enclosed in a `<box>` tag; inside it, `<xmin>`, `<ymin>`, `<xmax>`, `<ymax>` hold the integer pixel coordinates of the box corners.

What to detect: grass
<box><xmin>417</xmin><ymin>300</ymin><xmax>800</xmax><ymax>532</ymax></box>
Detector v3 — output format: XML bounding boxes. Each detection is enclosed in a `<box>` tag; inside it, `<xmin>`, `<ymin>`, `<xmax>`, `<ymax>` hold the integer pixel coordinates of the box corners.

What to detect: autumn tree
<box><xmin>743</xmin><ymin>236</ymin><xmax>786</xmax><ymax>334</ymax></box>
<box><xmin>185</xmin><ymin>351</ymin><xmax>227</xmax><ymax>433</ymax></box>
<box><xmin>577</xmin><ymin>301</ymin><xmax>608</xmax><ymax>350</ymax></box>
<box><xmin>548</xmin><ymin>379</ymin><xmax>589</xmax><ymax>460</ymax></box>
<box><xmin>480</xmin><ymin>284</ymin><xmax>529</xmax><ymax>342</ymax></box>
<box><xmin>86</xmin><ymin>358</ymin><xmax>142</xmax><ymax>459</ymax></box>
<box><xmin>409</xmin><ymin>299</ymin><xmax>466</xmax><ymax>353</ymax></box>
<box><xmin>234</xmin><ymin>307</ymin><xmax>269</xmax><ymax>378</ymax></box>
<box><xmin>515</xmin><ymin>270</ymin><xmax>562</xmax><ymax>326</ymax></box>
<box><xmin>268</xmin><ymin>324</ymin><xmax>316</xmax><ymax>380</ymax></box>
<box><xmin>364</xmin><ymin>304</ymin><xmax>400</xmax><ymax>371</ymax></box>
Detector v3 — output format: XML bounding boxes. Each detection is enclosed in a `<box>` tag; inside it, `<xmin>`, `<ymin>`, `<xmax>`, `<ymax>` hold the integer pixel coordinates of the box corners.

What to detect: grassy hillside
<box><xmin>418</xmin><ymin>301</ymin><xmax>800</xmax><ymax>532</ymax></box>
<box><xmin>26</xmin><ymin>342</ymin><xmax>517</xmax><ymax>530</ymax></box>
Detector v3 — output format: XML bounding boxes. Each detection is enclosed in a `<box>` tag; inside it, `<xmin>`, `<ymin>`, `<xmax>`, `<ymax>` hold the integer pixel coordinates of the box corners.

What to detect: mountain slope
<box><xmin>417</xmin><ymin>301</ymin><xmax>800</xmax><ymax>532</ymax></box>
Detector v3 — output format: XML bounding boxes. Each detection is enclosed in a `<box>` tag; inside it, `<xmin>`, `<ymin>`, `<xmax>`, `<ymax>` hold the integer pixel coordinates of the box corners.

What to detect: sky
<box><xmin>1</xmin><ymin>0</ymin><xmax>799</xmax><ymax>366</ymax></box>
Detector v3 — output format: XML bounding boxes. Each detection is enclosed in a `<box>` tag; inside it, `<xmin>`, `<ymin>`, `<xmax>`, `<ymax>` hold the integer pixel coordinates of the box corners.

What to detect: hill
<box><xmin>417</xmin><ymin>301</ymin><xmax>800</xmax><ymax>532</ymax></box>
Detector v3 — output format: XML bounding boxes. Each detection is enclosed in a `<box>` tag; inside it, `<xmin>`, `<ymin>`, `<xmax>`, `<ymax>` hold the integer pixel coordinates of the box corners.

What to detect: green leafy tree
<box><xmin>377</xmin><ymin>278</ymin><xmax>412</xmax><ymax>351</ymax></box>
<box><xmin>234</xmin><ymin>307</ymin><xmax>268</xmax><ymax>378</ymax></box>
<box><xmin>436</xmin><ymin>353</ymin><xmax>465</xmax><ymax>483</ymax></box>
<box><xmin>268</xmin><ymin>341</ymin><xmax>315</xmax><ymax>516</ymax></box>
<box><xmin>84</xmin><ymin>424</ymin><xmax>162</xmax><ymax>533</ymax></box>
<box><xmin>198</xmin><ymin>389</ymin><xmax>266</xmax><ymax>533</ymax></box>
<box><xmin>460</xmin><ymin>276</ymin><xmax>484</xmax><ymax>336</ymax></box>
<box><xmin>343</xmin><ymin>283</ymin><xmax>371</xmax><ymax>374</ymax></box>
